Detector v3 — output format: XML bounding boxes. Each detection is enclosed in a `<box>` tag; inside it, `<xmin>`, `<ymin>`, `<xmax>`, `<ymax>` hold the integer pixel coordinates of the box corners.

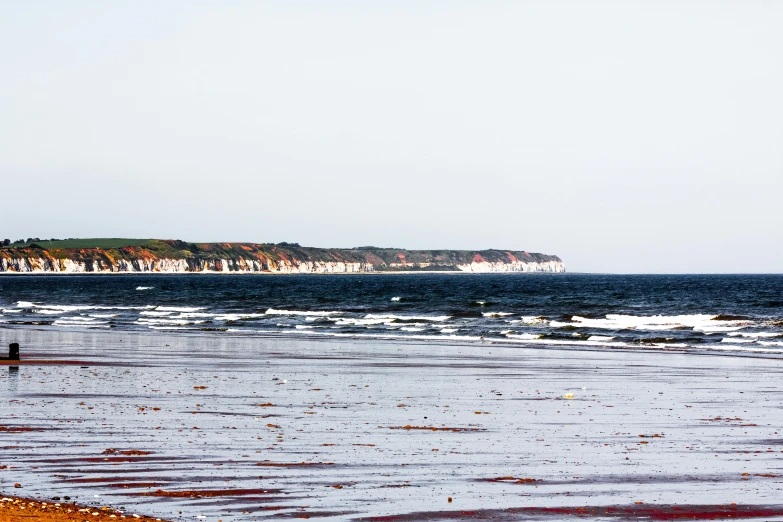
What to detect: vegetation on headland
<box><xmin>0</xmin><ymin>238</ymin><xmax>563</xmax><ymax>273</ymax></box>
<box><xmin>2</xmin><ymin>238</ymin><xmax>155</xmax><ymax>249</ymax></box>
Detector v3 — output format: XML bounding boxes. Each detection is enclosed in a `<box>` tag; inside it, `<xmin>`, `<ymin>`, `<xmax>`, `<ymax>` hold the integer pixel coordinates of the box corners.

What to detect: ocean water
<box><xmin>0</xmin><ymin>273</ymin><xmax>781</xmax><ymax>355</ymax></box>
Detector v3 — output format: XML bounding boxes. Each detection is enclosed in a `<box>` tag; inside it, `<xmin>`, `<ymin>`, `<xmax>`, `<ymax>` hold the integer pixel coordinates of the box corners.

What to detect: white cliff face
<box><xmin>456</xmin><ymin>260</ymin><xmax>565</xmax><ymax>273</ymax></box>
<box><xmin>0</xmin><ymin>257</ymin><xmax>376</xmax><ymax>274</ymax></box>
<box><xmin>0</xmin><ymin>257</ymin><xmax>63</xmax><ymax>272</ymax></box>
<box><xmin>0</xmin><ymin>256</ymin><xmax>562</xmax><ymax>274</ymax></box>
<box><xmin>270</xmin><ymin>260</ymin><xmax>373</xmax><ymax>273</ymax></box>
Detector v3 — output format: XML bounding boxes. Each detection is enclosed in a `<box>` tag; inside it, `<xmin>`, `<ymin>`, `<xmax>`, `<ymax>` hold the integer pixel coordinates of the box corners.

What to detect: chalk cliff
<box><xmin>0</xmin><ymin>240</ymin><xmax>565</xmax><ymax>274</ymax></box>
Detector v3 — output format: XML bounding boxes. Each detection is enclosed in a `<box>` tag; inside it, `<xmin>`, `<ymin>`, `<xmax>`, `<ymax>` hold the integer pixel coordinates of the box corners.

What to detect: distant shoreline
<box><xmin>0</xmin><ymin>270</ymin><xmax>566</xmax><ymax>276</ymax></box>
<box><xmin>0</xmin><ymin>239</ymin><xmax>565</xmax><ymax>274</ymax></box>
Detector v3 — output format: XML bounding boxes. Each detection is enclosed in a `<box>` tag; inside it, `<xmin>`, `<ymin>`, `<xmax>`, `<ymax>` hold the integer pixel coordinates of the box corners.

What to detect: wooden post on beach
<box><xmin>7</xmin><ymin>343</ymin><xmax>19</xmax><ymax>360</ymax></box>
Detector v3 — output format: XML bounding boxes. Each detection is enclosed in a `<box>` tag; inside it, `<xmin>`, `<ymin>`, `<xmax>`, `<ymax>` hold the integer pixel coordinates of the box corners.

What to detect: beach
<box><xmin>2</xmin><ymin>328</ymin><xmax>783</xmax><ymax>520</ymax></box>
<box><xmin>4</xmin><ymin>0</ymin><xmax>781</xmax><ymax>519</ymax></box>
<box><xmin>0</xmin><ymin>495</ymin><xmax>167</xmax><ymax>521</ymax></box>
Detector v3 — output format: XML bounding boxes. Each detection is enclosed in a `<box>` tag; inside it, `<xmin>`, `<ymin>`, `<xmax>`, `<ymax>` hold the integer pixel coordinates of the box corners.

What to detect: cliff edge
<box><xmin>0</xmin><ymin>239</ymin><xmax>565</xmax><ymax>274</ymax></box>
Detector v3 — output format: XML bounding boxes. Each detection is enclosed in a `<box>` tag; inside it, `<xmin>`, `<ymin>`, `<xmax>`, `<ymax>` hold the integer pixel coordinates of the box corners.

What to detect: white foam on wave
<box><xmin>2</xmin><ymin>309</ymin><xmax>22</xmax><ymax>314</ymax></box>
<box><xmin>588</xmin><ymin>335</ymin><xmax>616</xmax><ymax>341</ymax></box>
<box><xmin>136</xmin><ymin>286</ymin><xmax>154</xmax><ymax>291</ymax></box>
<box><xmin>391</xmin><ymin>297</ymin><xmax>401</xmax><ymax>302</ymax></box>
<box><xmin>364</xmin><ymin>313</ymin><xmax>451</xmax><ymax>322</ymax></box>
<box><xmin>137</xmin><ymin>323</ymin><xmax>781</xmax><ymax>354</ymax></box>
<box><xmin>508</xmin><ymin>316</ymin><xmax>546</xmax><ymax>325</ymax></box>
<box><xmin>698</xmin><ymin>343</ymin><xmax>783</xmax><ymax>354</ymax></box>
<box><xmin>332</xmin><ymin>318</ymin><xmax>389</xmax><ymax>326</ymax></box>
<box><xmin>287</xmin><ymin>329</ymin><xmax>486</xmax><ymax>342</ymax></box>
<box><xmin>54</xmin><ymin>317</ymin><xmax>109</xmax><ymax>328</ymax></box>
<box><xmin>265</xmin><ymin>308</ymin><xmax>343</xmax><ymax>317</ymax></box>
<box><xmin>215</xmin><ymin>313</ymin><xmax>266</xmax><ymax>321</ymax></box>
<box><xmin>648</xmin><ymin>342</ymin><xmax>689</xmax><ymax>348</ymax></box>
<box><xmin>89</xmin><ymin>313</ymin><xmax>118</xmax><ymax>318</ymax></box>
<box><xmin>721</xmin><ymin>337</ymin><xmax>754</xmax><ymax>344</ymax></box>
<box><xmin>694</xmin><ymin>326</ymin><xmax>746</xmax><ymax>334</ymax></box>
<box><xmin>304</xmin><ymin>316</ymin><xmax>327</xmax><ymax>322</ymax></box>
<box><xmin>554</xmin><ymin>314</ymin><xmax>749</xmax><ymax>333</ymax></box>
<box><xmin>177</xmin><ymin>312</ymin><xmax>216</xmax><ymax>319</ymax></box>
<box><xmin>156</xmin><ymin>306</ymin><xmax>206</xmax><ymax>313</ymax></box>
<box><xmin>727</xmin><ymin>331</ymin><xmax>781</xmax><ymax>338</ymax></box>
<box><xmin>482</xmin><ymin>312</ymin><xmax>513</xmax><ymax>318</ymax></box>
<box><xmin>440</xmin><ymin>328</ymin><xmax>459</xmax><ymax>333</ymax></box>
<box><xmin>505</xmin><ymin>333</ymin><xmax>542</xmax><ymax>340</ymax></box>
<box><xmin>136</xmin><ymin>318</ymin><xmax>201</xmax><ymax>326</ymax></box>
<box><xmin>140</xmin><ymin>310</ymin><xmax>175</xmax><ymax>317</ymax></box>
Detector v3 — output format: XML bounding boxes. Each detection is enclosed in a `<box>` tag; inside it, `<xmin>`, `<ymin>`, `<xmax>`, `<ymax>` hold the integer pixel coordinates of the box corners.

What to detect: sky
<box><xmin>1</xmin><ymin>1</ymin><xmax>781</xmax><ymax>273</ymax></box>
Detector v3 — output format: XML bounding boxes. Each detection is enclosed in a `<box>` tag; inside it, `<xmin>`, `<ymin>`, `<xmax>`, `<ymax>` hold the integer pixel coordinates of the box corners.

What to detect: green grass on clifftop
<box><xmin>8</xmin><ymin>238</ymin><xmax>155</xmax><ymax>249</ymax></box>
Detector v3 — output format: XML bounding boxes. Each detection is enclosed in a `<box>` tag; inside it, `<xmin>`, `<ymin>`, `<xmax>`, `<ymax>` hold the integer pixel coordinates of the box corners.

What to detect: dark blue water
<box><xmin>1</xmin><ymin>274</ymin><xmax>781</xmax><ymax>353</ymax></box>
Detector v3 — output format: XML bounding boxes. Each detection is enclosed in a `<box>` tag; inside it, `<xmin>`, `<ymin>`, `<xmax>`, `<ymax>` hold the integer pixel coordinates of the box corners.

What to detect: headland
<box><xmin>0</xmin><ymin>239</ymin><xmax>565</xmax><ymax>274</ymax></box>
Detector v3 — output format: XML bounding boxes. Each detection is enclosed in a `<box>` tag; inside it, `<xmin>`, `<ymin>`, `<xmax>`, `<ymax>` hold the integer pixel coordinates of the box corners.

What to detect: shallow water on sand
<box><xmin>2</xmin><ymin>329</ymin><xmax>783</xmax><ymax>521</ymax></box>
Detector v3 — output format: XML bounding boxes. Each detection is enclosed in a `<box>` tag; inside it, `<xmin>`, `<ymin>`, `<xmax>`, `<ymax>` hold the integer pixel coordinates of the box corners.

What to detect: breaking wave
<box><xmin>1</xmin><ymin>274</ymin><xmax>781</xmax><ymax>357</ymax></box>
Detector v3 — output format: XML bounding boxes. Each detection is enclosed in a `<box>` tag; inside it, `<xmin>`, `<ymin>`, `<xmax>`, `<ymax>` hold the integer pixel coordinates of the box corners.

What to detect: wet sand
<box><xmin>2</xmin><ymin>328</ymin><xmax>783</xmax><ymax>521</ymax></box>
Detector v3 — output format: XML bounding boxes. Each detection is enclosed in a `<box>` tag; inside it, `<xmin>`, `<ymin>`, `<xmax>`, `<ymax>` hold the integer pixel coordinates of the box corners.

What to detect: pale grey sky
<box><xmin>1</xmin><ymin>1</ymin><xmax>781</xmax><ymax>273</ymax></box>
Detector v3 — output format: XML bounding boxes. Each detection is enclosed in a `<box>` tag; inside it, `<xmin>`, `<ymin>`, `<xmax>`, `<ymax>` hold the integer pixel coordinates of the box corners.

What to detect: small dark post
<box><xmin>8</xmin><ymin>343</ymin><xmax>19</xmax><ymax>360</ymax></box>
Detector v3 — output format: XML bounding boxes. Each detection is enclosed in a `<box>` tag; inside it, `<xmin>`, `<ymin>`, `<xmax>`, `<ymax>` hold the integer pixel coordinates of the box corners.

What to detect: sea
<box><xmin>1</xmin><ymin>273</ymin><xmax>781</xmax><ymax>356</ymax></box>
